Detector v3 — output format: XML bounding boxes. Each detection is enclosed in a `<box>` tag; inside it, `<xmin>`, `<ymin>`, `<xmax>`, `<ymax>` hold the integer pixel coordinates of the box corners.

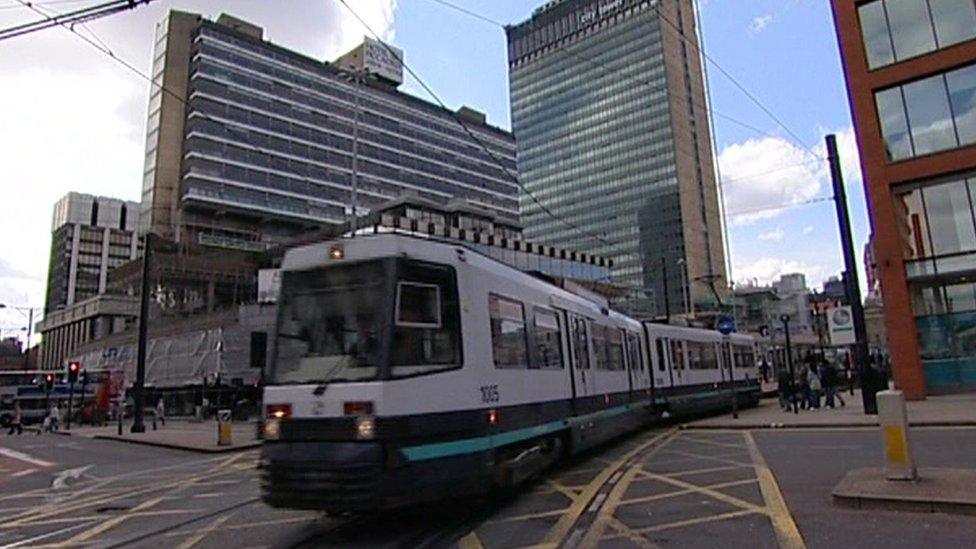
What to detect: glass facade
<box><xmin>875</xmin><ymin>63</ymin><xmax>976</xmax><ymax>161</ymax></box>
<box><xmin>149</xmin><ymin>15</ymin><xmax>518</xmax><ymax>240</ymax></box>
<box><xmin>895</xmin><ymin>173</ymin><xmax>976</xmax><ymax>388</ymax></box>
<box><xmin>508</xmin><ymin>0</ymin><xmax>689</xmax><ymax>305</ymax></box>
<box><xmin>858</xmin><ymin>0</ymin><xmax>976</xmax><ymax>69</ymax></box>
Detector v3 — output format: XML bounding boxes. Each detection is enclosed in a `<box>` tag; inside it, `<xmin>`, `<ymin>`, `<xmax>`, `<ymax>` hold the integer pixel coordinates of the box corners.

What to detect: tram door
<box><xmin>568</xmin><ymin>315</ymin><xmax>595</xmax><ymax>405</ymax></box>
<box><xmin>721</xmin><ymin>341</ymin><xmax>735</xmax><ymax>385</ymax></box>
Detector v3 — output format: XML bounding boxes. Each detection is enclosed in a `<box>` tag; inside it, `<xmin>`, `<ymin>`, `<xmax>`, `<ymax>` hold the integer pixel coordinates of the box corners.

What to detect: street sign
<box><xmin>828</xmin><ymin>306</ymin><xmax>856</xmax><ymax>345</ymax></box>
<box><xmin>716</xmin><ymin>314</ymin><xmax>735</xmax><ymax>336</ymax></box>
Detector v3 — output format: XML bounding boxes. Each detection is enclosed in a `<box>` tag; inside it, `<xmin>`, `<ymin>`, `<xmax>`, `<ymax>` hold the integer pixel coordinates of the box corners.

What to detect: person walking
<box><xmin>777</xmin><ymin>368</ymin><xmax>792</xmax><ymax>411</ymax></box>
<box><xmin>7</xmin><ymin>402</ymin><xmax>23</xmax><ymax>435</ymax></box>
<box><xmin>807</xmin><ymin>365</ymin><xmax>822</xmax><ymax>410</ymax></box>
<box><xmin>48</xmin><ymin>403</ymin><xmax>61</xmax><ymax>432</ymax></box>
<box><xmin>155</xmin><ymin>398</ymin><xmax>166</xmax><ymax>427</ymax></box>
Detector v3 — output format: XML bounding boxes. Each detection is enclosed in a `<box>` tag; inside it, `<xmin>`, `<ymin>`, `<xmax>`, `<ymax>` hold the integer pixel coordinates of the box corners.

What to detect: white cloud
<box><xmin>733</xmin><ymin>257</ymin><xmax>825</xmax><ymax>287</ymax></box>
<box><xmin>757</xmin><ymin>227</ymin><xmax>785</xmax><ymax>241</ymax></box>
<box><xmin>748</xmin><ymin>15</ymin><xmax>773</xmax><ymax>36</ymax></box>
<box><xmin>802</xmin><ymin>225</ymin><xmax>814</xmax><ymax>234</ymax></box>
<box><xmin>719</xmin><ymin>125</ymin><xmax>863</xmax><ymax>225</ymax></box>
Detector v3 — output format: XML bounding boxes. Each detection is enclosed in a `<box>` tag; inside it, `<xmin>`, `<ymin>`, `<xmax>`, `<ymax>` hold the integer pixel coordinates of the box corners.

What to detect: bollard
<box><xmin>877</xmin><ymin>390</ymin><xmax>917</xmax><ymax>481</ymax></box>
<box><xmin>217</xmin><ymin>409</ymin><xmax>232</xmax><ymax>446</ymax></box>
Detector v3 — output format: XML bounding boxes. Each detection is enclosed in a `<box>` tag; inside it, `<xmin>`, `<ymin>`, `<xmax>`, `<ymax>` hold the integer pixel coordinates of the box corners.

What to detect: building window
<box><xmin>858</xmin><ymin>0</ymin><xmax>976</xmax><ymax>70</ymax></box>
<box><xmin>489</xmin><ymin>294</ymin><xmax>528</xmax><ymax>369</ymax></box>
<box><xmin>896</xmin><ymin>177</ymin><xmax>976</xmax><ymax>262</ymax></box>
<box><xmin>876</xmin><ymin>63</ymin><xmax>976</xmax><ymax>161</ymax></box>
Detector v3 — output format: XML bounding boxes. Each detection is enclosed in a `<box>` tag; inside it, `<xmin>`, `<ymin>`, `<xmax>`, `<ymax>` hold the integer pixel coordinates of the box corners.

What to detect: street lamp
<box><xmin>339</xmin><ymin>66</ymin><xmax>373</xmax><ymax>236</ymax></box>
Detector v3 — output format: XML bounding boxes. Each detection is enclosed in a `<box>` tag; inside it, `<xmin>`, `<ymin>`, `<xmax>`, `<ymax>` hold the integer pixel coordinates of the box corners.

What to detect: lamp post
<box><xmin>781</xmin><ymin>313</ymin><xmax>798</xmax><ymax>414</ymax></box>
<box><xmin>340</xmin><ymin>67</ymin><xmax>372</xmax><ymax>236</ymax></box>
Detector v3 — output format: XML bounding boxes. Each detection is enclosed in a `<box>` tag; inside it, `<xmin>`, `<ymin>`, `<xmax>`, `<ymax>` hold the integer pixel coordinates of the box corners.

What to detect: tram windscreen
<box><xmin>271</xmin><ymin>261</ymin><xmax>389</xmax><ymax>384</ymax></box>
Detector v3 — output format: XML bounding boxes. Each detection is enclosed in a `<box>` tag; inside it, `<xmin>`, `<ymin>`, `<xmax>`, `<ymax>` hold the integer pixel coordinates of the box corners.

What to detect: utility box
<box><xmin>877</xmin><ymin>390</ymin><xmax>916</xmax><ymax>481</ymax></box>
<box><xmin>217</xmin><ymin>409</ymin><xmax>232</xmax><ymax>446</ymax></box>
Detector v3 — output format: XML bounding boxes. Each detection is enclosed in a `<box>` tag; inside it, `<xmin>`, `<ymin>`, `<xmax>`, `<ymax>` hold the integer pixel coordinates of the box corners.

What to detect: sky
<box><xmin>0</xmin><ymin>0</ymin><xmax>870</xmax><ymax>344</ymax></box>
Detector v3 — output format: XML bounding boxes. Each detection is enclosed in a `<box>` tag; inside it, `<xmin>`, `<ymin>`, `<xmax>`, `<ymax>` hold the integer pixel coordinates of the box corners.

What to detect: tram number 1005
<box><xmin>479</xmin><ymin>384</ymin><xmax>500</xmax><ymax>403</ymax></box>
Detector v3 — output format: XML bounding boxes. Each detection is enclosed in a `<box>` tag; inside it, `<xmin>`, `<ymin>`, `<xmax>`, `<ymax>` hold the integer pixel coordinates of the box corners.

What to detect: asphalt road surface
<box><xmin>1</xmin><ymin>426</ymin><xmax>974</xmax><ymax>548</ymax></box>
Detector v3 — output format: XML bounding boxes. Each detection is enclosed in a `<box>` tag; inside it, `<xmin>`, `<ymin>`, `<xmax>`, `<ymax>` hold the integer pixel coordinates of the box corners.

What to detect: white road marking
<box><xmin>0</xmin><ymin>519</ymin><xmax>97</xmax><ymax>548</ymax></box>
<box><xmin>0</xmin><ymin>447</ymin><xmax>54</xmax><ymax>468</ymax></box>
<box><xmin>11</xmin><ymin>469</ymin><xmax>38</xmax><ymax>478</ymax></box>
<box><xmin>51</xmin><ymin>465</ymin><xmax>93</xmax><ymax>490</ymax></box>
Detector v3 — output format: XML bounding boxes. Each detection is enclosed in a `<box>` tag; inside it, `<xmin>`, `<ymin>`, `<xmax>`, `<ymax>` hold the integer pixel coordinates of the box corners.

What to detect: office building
<box><xmin>832</xmin><ymin>0</ymin><xmax>976</xmax><ymax>396</ymax></box>
<box><xmin>506</xmin><ymin>0</ymin><xmax>727</xmax><ymax>317</ymax></box>
<box><xmin>141</xmin><ymin>11</ymin><xmax>517</xmax><ymax>252</ymax></box>
<box><xmin>44</xmin><ymin>192</ymin><xmax>140</xmax><ymax>313</ymax></box>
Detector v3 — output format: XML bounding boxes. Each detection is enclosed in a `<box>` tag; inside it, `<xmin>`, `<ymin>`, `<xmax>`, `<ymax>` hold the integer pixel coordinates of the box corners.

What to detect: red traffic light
<box><xmin>68</xmin><ymin>362</ymin><xmax>80</xmax><ymax>372</ymax></box>
<box><xmin>45</xmin><ymin>374</ymin><xmax>54</xmax><ymax>382</ymax></box>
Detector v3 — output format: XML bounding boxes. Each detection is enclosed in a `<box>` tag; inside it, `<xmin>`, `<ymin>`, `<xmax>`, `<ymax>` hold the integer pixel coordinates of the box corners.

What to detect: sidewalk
<box><xmin>46</xmin><ymin>418</ymin><xmax>261</xmax><ymax>453</ymax></box>
<box><xmin>683</xmin><ymin>390</ymin><xmax>976</xmax><ymax>429</ymax></box>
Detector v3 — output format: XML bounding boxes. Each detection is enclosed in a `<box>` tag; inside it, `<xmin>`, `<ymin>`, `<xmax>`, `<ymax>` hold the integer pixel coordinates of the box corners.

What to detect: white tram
<box><xmin>260</xmin><ymin>234</ymin><xmax>760</xmax><ymax>511</ymax></box>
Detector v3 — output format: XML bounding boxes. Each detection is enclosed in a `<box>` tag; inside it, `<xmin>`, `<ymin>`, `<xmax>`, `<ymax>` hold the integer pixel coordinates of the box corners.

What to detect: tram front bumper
<box><xmin>260</xmin><ymin>441</ymin><xmax>384</xmax><ymax>511</ymax></box>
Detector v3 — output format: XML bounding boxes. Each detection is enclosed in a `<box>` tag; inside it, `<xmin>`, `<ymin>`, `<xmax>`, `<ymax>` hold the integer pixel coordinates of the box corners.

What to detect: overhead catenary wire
<box><xmin>335</xmin><ymin>0</ymin><xmax>613</xmax><ymax>248</ymax></box>
<box><xmin>0</xmin><ymin>0</ymin><xmax>153</xmax><ymax>41</ymax></box>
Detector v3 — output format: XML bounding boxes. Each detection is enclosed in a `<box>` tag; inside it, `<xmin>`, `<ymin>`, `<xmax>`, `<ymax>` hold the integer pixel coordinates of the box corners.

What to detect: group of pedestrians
<box><xmin>778</xmin><ymin>354</ymin><xmax>847</xmax><ymax>412</ymax></box>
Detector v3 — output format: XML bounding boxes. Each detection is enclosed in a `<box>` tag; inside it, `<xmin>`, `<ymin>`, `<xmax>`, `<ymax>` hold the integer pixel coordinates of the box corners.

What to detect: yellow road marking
<box><xmin>617</xmin><ymin>478</ymin><xmax>759</xmax><ymax>507</ymax></box>
<box><xmin>606</xmin><ymin>516</ymin><xmax>659</xmax><ymax>548</ymax></box>
<box><xmin>578</xmin><ymin>466</ymin><xmax>641</xmax><ymax>548</ymax></box>
<box><xmin>744</xmin><ymin>431</ymin><xmax>806</xmax><ymax>549</ymax></box>
<box><xmin>484</xmin><ymin>508</ymin><xmax>570</xmax><ymax>525</ymax></box>
<box><xmin>56</xmin><ymin>495</ymin><xmax>168</xmax><ymax>546</ymax></box>
<box><xmin>679</xmin><ymin>436</ymin><xmax>749</xmax><ymax>450</ymax></box>
<box><xmin>17</xmin><ymin>508</ymin><xmax>205</xmax><ymax>527</ymax></box>
<box><xmin>635</xmin><ymin>469</ymin><xmax>765</xmax><ymax>513</ymax></box>
<box><xmin>457</xmin><ymin>531</ymin><xmax>485</xmax><ymax>549</ymax></box>
<box><xmin>175</xmin><ymin>509</ymin><xmax>238</xmax><ymax>549</ymax></box>
<box><xmin>538</xmin><ymin>428</ymin><xmax>677</xmax><ymax>547</ymax></box>
<box><xmin>544</xmin><ymin>479</ymin><xmax>583</xmax><ymax>501</ymax></box>
<box><xmin>612</xmin><ymin>509</ymin><xmax>760</xmax><ymax>537</ymax></box>
<box><xmin>662</xmin><ymin>464</ymin><xmax>752</xmax><ymax>478</ymax></box>
<box><xmin>654</xmin><ymin>447</ymin><xmax>755</xmax><ymax>467</ymax></box>
<box><xmin>164</xmin><ymin>515</ymin><xmax>318</xmax><ymax>536</ymax></box>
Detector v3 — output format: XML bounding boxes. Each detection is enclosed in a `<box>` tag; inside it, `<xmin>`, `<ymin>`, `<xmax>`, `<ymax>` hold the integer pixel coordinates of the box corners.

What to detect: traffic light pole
<box><xmin>66</xmin><ymin>381</ymin><xmax>74</xmax><ymax>430</ymax></box>
<box><xmin>132</xmin><ymin>233</ymin><xmax>153</xmax><ymax>433</ymax></box>
<box><xmin>781</xmin><ymin>314</ymin><xmax>798</xmax><ymax>414</ymax></box>
<box><xmin>826</xmin><ymin>134</ymin><xmax>875</xmax><ymax>415</ymax></box>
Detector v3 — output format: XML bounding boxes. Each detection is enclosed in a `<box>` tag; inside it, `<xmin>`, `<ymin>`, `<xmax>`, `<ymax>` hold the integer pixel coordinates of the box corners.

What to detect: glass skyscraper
<box><xmin>142</xmin><ymin>11</ymin><xmax>517</xmax><ymax>250</ymax></box>
<box><xmin>507</xmin><ymin>0</ymin><xmax>727</xmax><ymax>317</ymax></box>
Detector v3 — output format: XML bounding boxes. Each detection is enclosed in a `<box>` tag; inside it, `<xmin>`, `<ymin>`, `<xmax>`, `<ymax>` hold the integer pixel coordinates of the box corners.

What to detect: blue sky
<box><xmin>0</xmin><ymin>0</ymin><xmax>870</xmax><ymax>339</ymax></box>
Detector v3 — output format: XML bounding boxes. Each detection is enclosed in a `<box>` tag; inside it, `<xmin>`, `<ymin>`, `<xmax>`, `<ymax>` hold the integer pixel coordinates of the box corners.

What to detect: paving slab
<box><xmin>40</xmin><ymin>419</ymin><xmax>261</xmax><ymax>453</ymax></box>
<box><xmin>833</xmin><ymin>467</ymin><xmax>976</xmax><ymax>515</ymax></box>
<box><xmin>683</xmin><ymin>390</ymin><xmax>976</xmax><ymax>430</ymax></box>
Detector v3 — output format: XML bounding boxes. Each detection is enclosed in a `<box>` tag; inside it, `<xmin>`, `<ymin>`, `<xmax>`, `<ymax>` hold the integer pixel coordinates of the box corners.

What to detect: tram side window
<box><xmin>702</xmin><ymin>344</ymin><xmax>719</xmax><ymax>369</ymax></box>
<box><xmin>656</xmin><ymin>339</ymin><xmax>667</xmax><ymax>372</ymax></box>
<box><xmin>687</xmin><ymin>342</ymin><xmax>703</xmax><ymax>369</ymax></box>
<box><xmin>670</xmin><ymin>340</ymin><xmax>685</xmax><ymax>370</ymax></box>
<box><xmin>734</xmin><ymin>346</ymin><xmax>756</xmax><ymax>370</ymax></box>
<box><xmin>532</xmin><ymin>308</ymin><xmax>564</xmax><ymax>369</ymax></box>
<box><xmin>607</xmin><ymin>329</ymin><xmax>625</xmax><ymax>371</ymax></box>
<box><xmin>490</xmin><ymin>294</ymin><xmax>529</xmax><ymax>369</ymax></box>
<box><xmin>390</xmin><ymin>261</ymin><xmax>461</xmax><ymax>374</ymax></box>
<box><xmin>627</xmin><ymin>332</ymin><xmax>642</xmax><ymax>372</ymax></box>
<box><xmin>572</xmin><ymin>317</ymin><xmax>590</xmax><ymax>370</ymax></box>
<box><xmin>591</xmin><ymin>323</ymin><xmax>609</xmax><ymax>370</ymax></box>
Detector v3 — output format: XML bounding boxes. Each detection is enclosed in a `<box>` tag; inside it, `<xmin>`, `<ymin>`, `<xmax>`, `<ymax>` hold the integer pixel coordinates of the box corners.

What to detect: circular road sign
<box><xmin>716</xmin><ymin>314</ymin><xmax>735</xmax><ymax>336</ymax></box>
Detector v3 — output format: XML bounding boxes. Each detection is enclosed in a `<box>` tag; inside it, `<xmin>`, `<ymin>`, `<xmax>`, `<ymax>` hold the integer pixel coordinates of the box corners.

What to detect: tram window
<box><xmin>489</xmin><ymin>294</ymin><xmax>529</xmax><ymax>369</ymax></box>
<box><xmin>390</xmin><ymin>262</ymin><xmax>461</xmax><ymax>374</ymax></box>
<box><xmin>734</xmin><ymin>346</ymin><xmax>756</xmax><ymax>369</ymax></box>
<box><xmin>670</xmin><ymin>340</ymin><xmax>685</xmax><ymax>370</ymax></box>
<box><xmin>572</xmin><ymin>317</ymin><xmax>590</xmax><ymax>370</ymax></box>
<box><xmin>687</xmin><ymin>342</ymin><xmax>703</xmax><ymax>369</ymax></box>
<box><xmin>591</xmin><ymin>324</ymin><xmax>609</xmax><ymax>370</ymax></box>
<box><xmin>532</xmin><ymin>308</ymin><xmax>563</xmax><ymax>369</ymax></box>
<box><xmin>656</xmin><ymin>339</ymin><xmax>667</xmax><ymax>372</ymax></box>
<box><xmin>627</xmin><ymin>332</ymin><xmax>642</xmax><ymax>372</ymax></box>
<box><xmin>607</xmin><ymin>329</ymin><xmax>625</xmax><ymax>371</ymax></box>
<box><xmin>701</xmin><ymin>344</ymin><xmax>719</xmax><ymax>369</ymax></box>
<box><xmin>395</xmin><ymin>282</ymin><xmax>441</xmax><ymax>328</ymax></box>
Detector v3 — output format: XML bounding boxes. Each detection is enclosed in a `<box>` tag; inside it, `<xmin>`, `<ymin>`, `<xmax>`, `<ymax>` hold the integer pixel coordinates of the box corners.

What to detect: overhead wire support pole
<box><xmin>132</xmin><ymin>232</ymin><xmax>153</xmax><ymax>433</ymax></box>
<box><xmin>826</xmin><ymin>134</ymin><xmax>874</xmax><ymax>415</ymax></box>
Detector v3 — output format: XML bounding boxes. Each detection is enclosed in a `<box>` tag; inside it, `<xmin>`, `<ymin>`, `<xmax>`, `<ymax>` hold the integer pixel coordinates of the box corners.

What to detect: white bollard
<box><xmin>877</xmin><ymin>390</ymin><xmax>917</xmax><ymax>481</ymax></box>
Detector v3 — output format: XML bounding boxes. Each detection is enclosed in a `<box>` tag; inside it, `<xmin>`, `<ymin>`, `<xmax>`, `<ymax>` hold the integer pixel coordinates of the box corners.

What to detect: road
<box><xmin>1</xmin><ymin>426</ymin><xmax>974</xmax><ymax>548</ymax></box>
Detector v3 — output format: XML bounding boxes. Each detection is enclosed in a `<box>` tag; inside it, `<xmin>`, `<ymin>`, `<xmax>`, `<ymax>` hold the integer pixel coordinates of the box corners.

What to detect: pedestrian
<box><xmin>760</xmin><ymin>358</ymin><xmax>770</xmax><ymax>384</ymax></box>
<box><xmin>822</xmin><ymin>362</ymin><xmax>837</xmax><ymax>409</ymax></box>
<box><xmin>807</xmin><ymin>365</ymin><xmax>822</xmax><ymax>410</ymax></box>
<box><xmin>49</xmin><ymin>403</ymin><xmax>61</xmax><ymax>432</ymax></box>
<box><xmin>155</xmin><ymin>398</ymin><xmax>166</xmax><ymax>426</ymax></box>
<box><xmin>798</xmin><ymin>366</ymin><xmax>810</xmax><ymax>410</ymax></box>
<box><xmin>777</xmin><ymin>368</ymin><xmax>792</xmax><ymax>411</ymax></box>
<box><xmin>7</xmin><ymin>402</ymin><xmax>23</xmax><ymax>435</ymax></box>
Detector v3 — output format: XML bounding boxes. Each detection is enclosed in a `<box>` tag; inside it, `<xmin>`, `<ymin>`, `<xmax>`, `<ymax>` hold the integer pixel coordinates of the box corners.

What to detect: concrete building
<box><xmin>506</xmin><ymin>0</ymin><xmax>727</xmax><ymax>317</ymax></box>
<box><xmin>44</xmin><ymin>192</ymin><xmax>140</xmax><ymax>313</ymax></box>
<box><xmin>832</xmin><ymin>0</ymin><xmax>976</xmax><ymax>396</ymax></box>
<box><xmin>142</xmin><ymin>11</ymin><xmax>517</xmax><ymax>253</ymax></box>
<box><xmin>36</xmin><ymin>295</ymin><xmax>138</xmax><ymax>371</ymax></box>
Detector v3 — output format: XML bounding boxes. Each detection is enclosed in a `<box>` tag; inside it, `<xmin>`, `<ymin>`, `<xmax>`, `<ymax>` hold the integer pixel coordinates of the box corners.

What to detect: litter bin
<box><xmin>217</xmin><ymin>409</ymin><xmax>232</xmax><ymax>446</ymax></box>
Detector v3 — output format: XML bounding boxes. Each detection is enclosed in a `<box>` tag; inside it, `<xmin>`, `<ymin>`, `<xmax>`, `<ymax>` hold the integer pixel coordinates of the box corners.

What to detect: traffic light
<box><xmin>67</xmin><ymin>361</ymin><xmax>80</xmax><ymax>383</ymax></box>
<box><xmin>44</xmin><ymin>373</ymin><xmax>54</xmax><ymax>392</ymax></box>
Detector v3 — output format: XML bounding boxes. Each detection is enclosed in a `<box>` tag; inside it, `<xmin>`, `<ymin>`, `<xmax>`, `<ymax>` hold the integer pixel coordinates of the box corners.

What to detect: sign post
<box><xmin>716</xmin><ymin>315</ymin><xmax>738</xmax><ymax>419</ymax></box>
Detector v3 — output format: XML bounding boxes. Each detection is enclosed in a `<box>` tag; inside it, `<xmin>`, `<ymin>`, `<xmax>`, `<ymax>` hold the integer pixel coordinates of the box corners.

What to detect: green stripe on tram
<box><xmin>400</xmin><ymin>403</ymin><xmax>637</xmax><ymax>462</ymax></box>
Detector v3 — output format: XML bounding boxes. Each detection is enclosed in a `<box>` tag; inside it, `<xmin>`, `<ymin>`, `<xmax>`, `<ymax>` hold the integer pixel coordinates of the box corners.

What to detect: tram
<box><xmin>260</xmin><ymin>234</ymin><xmax>760</xmax><ymax>512</ymax></box>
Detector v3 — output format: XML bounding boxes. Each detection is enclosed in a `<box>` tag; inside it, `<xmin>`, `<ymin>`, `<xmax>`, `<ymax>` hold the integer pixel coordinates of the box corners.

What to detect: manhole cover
<box><xmin>96</xmin><ymin>505</ymin><xmax>130</xmax><ymax>513</ymax></box>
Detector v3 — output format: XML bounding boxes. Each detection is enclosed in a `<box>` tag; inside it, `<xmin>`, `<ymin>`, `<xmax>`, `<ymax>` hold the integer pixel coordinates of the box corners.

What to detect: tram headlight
<box><xmin>263</xmin><ymin>419</ymin><xmax>281</xmax><ymax>440</ymax></box>
<box><xmin>355</xmin><ymin>415</ymin><xmax>375</xmax><ymax>440</ymax></box>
